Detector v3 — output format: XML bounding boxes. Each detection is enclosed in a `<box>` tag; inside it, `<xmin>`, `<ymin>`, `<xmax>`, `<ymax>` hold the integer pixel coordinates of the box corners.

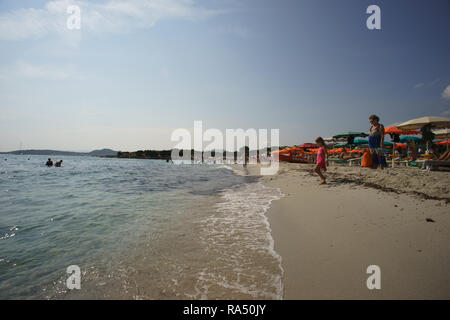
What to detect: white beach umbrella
<box><xmin>433</xmin><ymin>129</ymin><xmax>450</xmax><ymax>151</ymax></box>
<box><xmin>433</xmin><ymin>128</ymin><xmax>450</xmax><ymax>139</ymax></box>
<box><xmin>396</xmin><ymin>116</ymin><xmax>450</xmax><ymax>130</ymax></box>
<box><xmin>397</xmin><ymin>116</ymin><xmax>450</xmax><ymax>153</ymax></box>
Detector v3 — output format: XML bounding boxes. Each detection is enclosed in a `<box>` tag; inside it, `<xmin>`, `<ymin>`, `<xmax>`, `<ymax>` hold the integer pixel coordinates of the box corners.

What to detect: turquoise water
<box><xmin>0</xmin><ymin>155</ymin><xmax>283</xmax><ymax>299</ymax></box>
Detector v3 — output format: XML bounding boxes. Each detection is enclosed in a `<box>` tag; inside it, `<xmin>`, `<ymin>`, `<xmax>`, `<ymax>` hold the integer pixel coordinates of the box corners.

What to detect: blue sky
<box><xmin>0</xmin><ymin>0</ymin><xmax>449</xmax><ymax>151</ymax></box>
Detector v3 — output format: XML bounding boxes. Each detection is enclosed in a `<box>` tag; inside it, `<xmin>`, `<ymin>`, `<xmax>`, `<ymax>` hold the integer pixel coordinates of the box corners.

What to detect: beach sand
<box><xmin>239</xmin><ymin>162</ymin><xmax>450</xmax><ymax>299</ymax></box>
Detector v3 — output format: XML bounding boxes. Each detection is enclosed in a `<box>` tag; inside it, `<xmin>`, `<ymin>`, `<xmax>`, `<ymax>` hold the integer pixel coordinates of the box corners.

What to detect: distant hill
<box><xmin>1</xmin><ymin>149</ymin><xmax>118</xmax><ymax>157</ymax></box>
<box><xmin>88</xmin><ymin>149</ymin><xmax>117</xmax><ymax>156</ymax></box>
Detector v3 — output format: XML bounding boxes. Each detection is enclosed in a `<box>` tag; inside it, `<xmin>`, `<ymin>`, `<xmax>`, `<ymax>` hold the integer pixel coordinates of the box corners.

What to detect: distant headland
<box><xmin>1</xmin><ymin>147</ymin><xmax>284</xmax><ymax>161</ymax></box>
<box><xmin>0</xmin><ymin>148</ymin><xmax>118</xmax><ymax>157</ymax></box>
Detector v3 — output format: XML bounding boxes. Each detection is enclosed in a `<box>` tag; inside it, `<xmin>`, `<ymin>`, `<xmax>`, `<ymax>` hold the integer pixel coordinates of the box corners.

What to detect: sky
<box><xmin>0</xmin><ymin>0</ymin><xmax>449</xmax><ymax>152</ymax></box>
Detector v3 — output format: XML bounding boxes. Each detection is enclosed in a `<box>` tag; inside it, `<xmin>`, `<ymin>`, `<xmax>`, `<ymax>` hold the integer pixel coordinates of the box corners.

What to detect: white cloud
<box><xmin>0</xmin><ymin>0</ymin><xmax>223</xmax><ymax>41</ymax></box>
<box><xmin>414</xmin><ymin>79</ymin><xmax>440</xmax><ymax>89</ymax></box>
<box><xmin>442</xmin><ymin>85</ymin><xmax>450</xmax><ymax>101</ymax></box>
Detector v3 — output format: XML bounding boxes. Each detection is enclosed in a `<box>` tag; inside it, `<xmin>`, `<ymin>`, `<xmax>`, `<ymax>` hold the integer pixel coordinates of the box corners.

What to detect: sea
<box><xmin>0</xmin><ymin>154</ymin><xmax>284</xmax><ymax>299</ymax></box>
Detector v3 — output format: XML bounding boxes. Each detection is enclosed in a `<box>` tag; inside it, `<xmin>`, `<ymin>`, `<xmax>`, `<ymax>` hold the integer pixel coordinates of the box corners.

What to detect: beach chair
<box><xmin>328</xmin><ymin>158</ymin><xmax>348</xmax><ymax>166</ymax></box>
<box><xmin>389</xmin><ymin>156</ymin><xmax>401</xmax><ymax>167</ymax></box>
<box><xmin>420</xmin><ymin>151</ymin><xmax>450</xmax><ymax>170</ymax></box>
<box><xmin>347</xmin><ymin>157</ymin><xmax>363</xmax><ymax>167</ymax></box>
<box><xmin>422</xmin><ymin>160</ymin><xmax>450</xmax><ymax>171</ymax></box>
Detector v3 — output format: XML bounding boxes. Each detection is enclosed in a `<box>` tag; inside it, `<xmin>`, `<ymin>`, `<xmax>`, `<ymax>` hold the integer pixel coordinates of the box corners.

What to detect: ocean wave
<box><xmin>194</xmin><ymin>181</ymin><xmax>285</xmax><ymax>299</ymax></box>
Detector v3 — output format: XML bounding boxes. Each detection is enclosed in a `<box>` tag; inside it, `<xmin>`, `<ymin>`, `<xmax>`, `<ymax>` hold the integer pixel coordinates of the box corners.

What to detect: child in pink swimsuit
<box><xmin>314</xmin><ymin>137</ymin><xmax>327</xmax><ymax>184</ymax></box>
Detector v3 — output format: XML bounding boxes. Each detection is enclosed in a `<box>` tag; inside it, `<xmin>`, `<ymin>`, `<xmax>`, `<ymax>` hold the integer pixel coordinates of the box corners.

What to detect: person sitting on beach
<box><xmin>314</xmin><ymin>137</ymin><xmax>328</xmax><ymax>185</ymax></box>
<box><xmin>55</xmin><ymin>160</ymin><xmax>63</xmax><ymax>167</ymax></box>
<box><xmin>46</xmin><ymin>158</ymin><xmax>53</xmax><ymax>167</ymax></box>
<box><xmin>368</xmin><ymin>114</ymin><xmax>385</xmax><ymax>170</ymax></box>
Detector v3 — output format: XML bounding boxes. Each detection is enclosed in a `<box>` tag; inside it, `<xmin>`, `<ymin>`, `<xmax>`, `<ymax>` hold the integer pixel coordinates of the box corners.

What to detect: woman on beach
<box><xmin>368</xmin><ymin>114</ymin><xmax>385</xmax><ymax>170</ymax></box>
<box><xmin>314</xmin><ymin>137</ymin><xmax>328</xmax><ymax>185</ymax></box>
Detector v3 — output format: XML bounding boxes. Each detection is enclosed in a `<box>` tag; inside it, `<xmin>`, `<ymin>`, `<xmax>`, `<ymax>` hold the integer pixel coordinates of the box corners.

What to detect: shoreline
<box><xmin>260</xmin><ymin>162</ymin><xmax>450</xmax><ymax>299</ymax></box>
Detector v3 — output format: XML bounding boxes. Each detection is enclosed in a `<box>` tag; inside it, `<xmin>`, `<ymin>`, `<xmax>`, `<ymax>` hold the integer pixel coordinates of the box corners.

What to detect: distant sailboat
<box><xmin>19</xmin><ymin>142</ymin><xmax>23</xmax><ymax>155</ymax></box>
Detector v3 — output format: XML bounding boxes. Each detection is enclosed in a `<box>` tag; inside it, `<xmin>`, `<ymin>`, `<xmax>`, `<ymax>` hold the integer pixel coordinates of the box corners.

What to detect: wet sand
<box><xmin>263</xmin><ymin>163</ymin><xmax>450</xmax><ymax>299</ymax></box>
<box><xmin>237</xmin><ymin>162</ymin><xmax>450</xmax><ymax>299</ymax></box>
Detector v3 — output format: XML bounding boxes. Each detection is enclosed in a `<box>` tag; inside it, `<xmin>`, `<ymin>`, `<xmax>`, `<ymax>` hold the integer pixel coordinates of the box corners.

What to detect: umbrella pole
<box><xmin>392</xmin><ymin>142</ymin><xmax>396</xmax><ymax>168</ymax></box>
<box><xmin>447</xmin><ymin>128</ymin><xmax>449</xmax><ymax>151</ymax></box>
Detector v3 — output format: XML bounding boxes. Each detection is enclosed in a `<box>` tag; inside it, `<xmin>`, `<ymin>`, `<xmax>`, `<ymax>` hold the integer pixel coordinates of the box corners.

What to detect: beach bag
<box><xmin>361</xmin><ymin>149</ymin><xmax>372</xmax><ymax>168</ymax></box>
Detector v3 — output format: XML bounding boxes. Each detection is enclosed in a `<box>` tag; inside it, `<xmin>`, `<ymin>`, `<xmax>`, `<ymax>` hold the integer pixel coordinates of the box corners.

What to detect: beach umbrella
<box><xmin>433</xmin><ymin>129</ymin><xmax>450</xmax><ymax>151</ymax></box>
<box><xmin>333</xmin><ymin>131</ymin><xmax>368</xmax><ymax>139</ymax></box>
<box><xmin>435</xmin><ymin>139</ymin><xmax>449</xmax><ymax>150</ymax></box>
<box><xmin>353</xmin><ymin>139</ymin><xmax>369</xmax><ymax>145</ymax></box>
<box><xmin>323</xmin><ymin>137</ymin><xmax>339</xmax><ymax>148</ymax></box>
<box><xmin>284</xmin><ymin>147</ymin><xmax>304</xmax><ymax>153</ymax></box>
<box><xmin>385</xmin><ymin>126</ymin><xmax>421</xmax><ymax>151</ymax></box>
<box><xmin>433</xmin><ymin>128</ymin><xmax>450</xmax><ymax>139</ymax></box>
<box><xmin>384</xmin><ymin>126</ymin><xmax>403</xmax><ymax>135</ymax></box>
<box><xmin>384</xmin><ymin>126</ymin><xmax>420</xmax><ymax>135</ymax></box>
<box><xmin>399</xmin><ymin>136</ymin><xmax>421</xmax><ymax>143</ymax></box>
<box><xmin>333</xmin><ymin>132</ymin><xmax>368</xmax><ymax>148</ymax></box>
<box><xmin>298</xmin><ymin>143</ymin><xmax>318</xmax><ymax>148</ymax></box>
<box><xmin>329</xmin><ymin>148</ymin><xmax>345</xmax><ymax>154</ymax></box>
<box><xmin>436</xmin><ymin>140</ymin><xmax>450</xmax><ymax>145</ymax></box>
<box><xmin>396</xmin><ymin>116</ymin><xmax>450</xmax><ymax>130</ymax></box>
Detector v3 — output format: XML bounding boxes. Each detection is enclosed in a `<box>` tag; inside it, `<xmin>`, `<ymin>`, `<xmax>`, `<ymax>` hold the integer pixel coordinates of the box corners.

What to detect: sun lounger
<box><xmin>398</xmin><ymin>159</ymin><xmax>410</xmax><ymax>167</ymax></box>
<box><xmin>438</xmin><ymin>151</ymin><xmax>450</xmax><ymax>161</ymax></box>
<box><xmin>389</xmin><ymin>157</ymin><xmax>403</xmax><ymax>167</ymax></box>
<box><xmin>328</xmin><ymin>158</ymin><xmax>348</xmax><ymax>165</ymax></box>
<box><xmin>422</xmin><ymin>160</ymin><xmax>450</xmax><ymax>171</ymax></box>
<box><xmin>347</xmin><ymin>157</ymin><xmax>363</xmax><ymax>166</ymax></box>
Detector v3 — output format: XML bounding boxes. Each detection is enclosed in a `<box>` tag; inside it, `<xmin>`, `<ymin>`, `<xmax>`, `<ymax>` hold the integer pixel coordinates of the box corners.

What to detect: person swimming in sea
<box><xmin>46</xmin><ymin>158</ymin><xmax>53</xmax><ymax>167</ymax></box>
<box><xmin>55</xmin><ymin>160</ymin><xmax>63</xmax><ymax>167</ymax></box>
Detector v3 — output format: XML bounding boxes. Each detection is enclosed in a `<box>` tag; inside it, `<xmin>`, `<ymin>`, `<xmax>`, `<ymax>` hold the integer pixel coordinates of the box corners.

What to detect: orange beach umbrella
<box><xmin>436</xmin><ymin>140</ymin><xmax>450</xmax><ymax>146</ymax></box>
<box><xmin>385</xmin><ymin>126</ymin><xmax>420</xmax><ymax>135</ymax></box>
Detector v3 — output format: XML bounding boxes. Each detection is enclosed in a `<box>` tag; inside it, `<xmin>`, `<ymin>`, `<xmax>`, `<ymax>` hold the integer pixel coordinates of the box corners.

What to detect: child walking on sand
<box><xmin>314</xmin><ymin>137</ymin><xmax>328</xmax><ymax>185</ymax></box>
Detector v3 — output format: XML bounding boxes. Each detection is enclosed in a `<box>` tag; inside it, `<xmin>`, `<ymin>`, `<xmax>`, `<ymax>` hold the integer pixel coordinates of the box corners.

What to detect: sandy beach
<box><xmin>241</xmin><ymin>162</ymin><xmax>450</xmax><ymax>299</ymax></box>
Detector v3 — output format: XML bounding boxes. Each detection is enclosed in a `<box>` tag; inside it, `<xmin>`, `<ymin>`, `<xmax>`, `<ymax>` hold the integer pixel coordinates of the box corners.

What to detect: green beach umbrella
<box><xmin>399</xmin><ymin>136</ymin><xmax>421</xmax><ymax>143</ymax></box>
<box><xmin>352</xmin><ymin>140</ymin><xmax>393</xmax><ymax>147</ymax></box>
<box><xmin>333</xmin><ymin>132</ymin><xmax>369</xmax><ymax>139</ymax></box>
<box><xmin>353</xmin><ymin>139</ymin><xmax>369</xmax><ymax>145</ymax></box>
<box><xmin>333</xmin><ymin>132</ymin><xmax>368</xmax><ymax>148</ymax></box>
